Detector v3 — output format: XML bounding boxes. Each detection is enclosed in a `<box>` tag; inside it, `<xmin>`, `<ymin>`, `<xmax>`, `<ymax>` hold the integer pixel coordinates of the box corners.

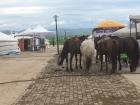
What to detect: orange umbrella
<box><xmin>96</xmin><ymin>20</ymin><xmax>125</xmax><ymax>29</ymax></box>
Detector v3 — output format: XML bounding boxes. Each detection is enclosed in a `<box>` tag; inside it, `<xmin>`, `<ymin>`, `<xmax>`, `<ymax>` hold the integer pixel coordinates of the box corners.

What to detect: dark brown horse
<box><xmin>116</xmin><ymin>37</ymin><xmax>139</xmax><ymax>72</ymax></box>
<box><xmin>57</xmin><ymin>35</ymin><xmax>88</xmax><ymax>72</ymax></box>
<box><xmin>109</xmin><ymin>36</ymin><xmax>139</xmax><ymax>72</ymax></box>
<box><xmin>94</xmin><ymin>37</ymin><xmax>101</xmax><ymax>63</ymax></box>
<box><xmin>97</xmin><ymin>36</ymin><xmax>118</xmax><ymax>73</ymax></box>
<box><xmin>40</xmin><ymin>44</ymin><xmax>46</xmax><ymax>52</ymax></box>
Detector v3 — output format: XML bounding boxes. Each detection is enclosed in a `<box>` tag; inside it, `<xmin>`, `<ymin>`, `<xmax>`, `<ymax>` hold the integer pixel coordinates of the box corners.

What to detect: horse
<box><xmin>97</xmin><ymin>36</ymin><xmax>118</xmax><ymax>73</ymax></box>
<box><xmin>94</xmin><ymin>37</ymin><xmax>101</xmax><ymax>63</ymax></box>
<box><xmin>57</xmin><ymin>35</ymin><xmax>88</xmax><ymax>72</ymax></box>
<box><xmin>117</xmin><ymin>37</ymin><xmax>139</xmax><ymax>72</ymax></box>
<box><xmin>109</xmin><ymin>36</ymin><xmax>139</xmax><ymax>72</ymax></box>
<box><xmin>40</xmin><ymin>44</ymin><xmax>46</xmax><ymax>52</ymax></box>
<box><xmin>80</xmin><ymin>39</ymin><xmax>96</xmax><ymax>73</ymax></box>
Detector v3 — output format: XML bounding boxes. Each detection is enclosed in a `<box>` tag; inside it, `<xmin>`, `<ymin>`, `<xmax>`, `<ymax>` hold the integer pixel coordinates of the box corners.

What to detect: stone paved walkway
<box><xmin>13</xmin><ymin>56</ymin><xmax>140</xmax><ymax>105</ymax></box>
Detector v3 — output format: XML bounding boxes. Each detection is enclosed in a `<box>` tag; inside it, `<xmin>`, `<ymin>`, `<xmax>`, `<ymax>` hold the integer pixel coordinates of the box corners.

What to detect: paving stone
<box><xmin>13</xmin><ymin>56</ymin><xmax>140</xmax><ymax>105</ymax></box>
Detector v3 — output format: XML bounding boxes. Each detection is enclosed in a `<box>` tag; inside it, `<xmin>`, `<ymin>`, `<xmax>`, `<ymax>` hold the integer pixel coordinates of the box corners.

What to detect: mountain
<box><xmin>50</xmin><ymin>28</ymin><xmax>92</xmax><ymax>36</ymax></box>
<box><xmin>0</xmin><ymin>28</ymin><xmax>93</xmax><ymax>36</ymax></box>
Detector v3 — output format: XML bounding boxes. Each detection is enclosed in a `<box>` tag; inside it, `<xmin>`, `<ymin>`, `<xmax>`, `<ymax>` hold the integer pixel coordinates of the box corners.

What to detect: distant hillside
<box><xmin>0</xmin><ymin>28</ymin><xmax>92</xmax><ymax>36</ymax></box>
<box><xmin>57</xmin><ymin>28</ymin><xmax>92</xmax><ymax>36</ymax></box>
<box><xmin>1</xmin><ymin>30</ymin><xmax>22</xmax><ymax>35</ymax></box>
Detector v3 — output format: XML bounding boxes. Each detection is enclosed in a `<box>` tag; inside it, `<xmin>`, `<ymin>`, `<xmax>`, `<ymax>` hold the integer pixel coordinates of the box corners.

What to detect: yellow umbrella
<box><xmin>96</xmin><ymin>20</ymin><xmax>125</xmax><ymax>28</ymax></box>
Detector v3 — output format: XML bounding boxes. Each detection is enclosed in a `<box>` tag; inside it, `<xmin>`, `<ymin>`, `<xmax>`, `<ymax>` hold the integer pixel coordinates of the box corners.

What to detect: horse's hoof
<box><xmin>100</xmin><ymin>69</ymin><xmax>102</xmax><ymax>72</ymax></box>
<box><xmin>119</xmin><ymin>67</ymin><xmax>122</xmax><ymax>71</ymax></box>
<box><xmin>66</xmin><ymin>68</ymin><xmax>69</xmax><ymax>72</ymax></box>
<box><xmin>70</xmin><ymin>69</ymin><xmax>73</xmax><ymax>72</ymax></box>
<box><xmin>111</xmin><ymin>70</ymin><xmax>116</xmax><ymax>74</ymax></box>
<box><xmin>130</xmin><ymin>69</ymin><xmax>135</xmax><ymax>72</ymax></box>
<box><xmin>96</xmin><ymin>61</ymin><xmax>99</xmax><ymax>63</ymax></box>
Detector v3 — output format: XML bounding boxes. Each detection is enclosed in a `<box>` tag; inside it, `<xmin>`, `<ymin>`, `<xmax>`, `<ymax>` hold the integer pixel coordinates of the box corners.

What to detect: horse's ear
<box><xmin>86</xmin><ymin>35</ymin><xmax>90</xmax><ymax>38</ymax></box>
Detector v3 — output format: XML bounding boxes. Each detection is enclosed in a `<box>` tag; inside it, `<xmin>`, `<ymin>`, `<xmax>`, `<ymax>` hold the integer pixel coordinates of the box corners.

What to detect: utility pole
<box><xmin>64</xmin><ymin>30</ymin><xmax>67</xmax><ymax>40</ymax></box>
<box><xmin>54</xmin><ymin>15</ymin><xmax>59</xmax><ymax>54</ymax></box>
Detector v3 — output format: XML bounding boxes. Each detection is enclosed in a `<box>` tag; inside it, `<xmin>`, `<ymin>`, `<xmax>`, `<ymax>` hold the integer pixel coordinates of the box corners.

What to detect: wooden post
<box><xmin>130</xmin><ymin>19</ymin><xmax>132</xmax><ymax>37</ymax></box>
<box><xmin>135</xmin><ymin>20</ymin><xmax>138</xmax><ymax>39</ymax></box>
<box><xmin>54</xmin><ymin>15</ymin><xmax>59</xmax><ymax>54</ymax></box>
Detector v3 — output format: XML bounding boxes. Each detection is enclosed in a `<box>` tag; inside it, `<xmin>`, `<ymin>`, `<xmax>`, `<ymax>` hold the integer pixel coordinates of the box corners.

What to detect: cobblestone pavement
<box><xmin>13</xmin><ymin>56</ymin><xmax>140</xmax><ymax>105</ymax></box>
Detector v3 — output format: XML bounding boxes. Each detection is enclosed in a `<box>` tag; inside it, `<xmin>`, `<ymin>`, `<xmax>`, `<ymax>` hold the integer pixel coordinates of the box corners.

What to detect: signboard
<box><xmin>93</xmin><ymin>28</ymin><xmax>119</xmax><ymax>37</ymax></box>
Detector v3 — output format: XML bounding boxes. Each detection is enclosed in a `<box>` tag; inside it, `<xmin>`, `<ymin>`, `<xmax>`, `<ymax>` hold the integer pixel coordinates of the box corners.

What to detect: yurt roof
<box><xmin>0</xmin><ymin>32</ymin><xmax>17</xmax><ymax>41</ymax></box>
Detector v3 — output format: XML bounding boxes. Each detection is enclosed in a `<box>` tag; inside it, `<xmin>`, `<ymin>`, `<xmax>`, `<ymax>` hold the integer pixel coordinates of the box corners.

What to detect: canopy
<box><xmin>17</xmin><ymin>25</ymin><xmax>54</xmax><ymax>38</ymax></box>
<box><xmin>32</xmin><ymin>25</ymin><xmax>54</xmax><ymax>38</ymax></box>
<box><xmin>18</xmin><ymin>28</ymin><xmax>33</xmax><ymax>35</ymax></box>
<box><xmin>93</xmin><ymin>20</ymin><xmax>126</xmax><ymax>37</ymax></box>
<box><xmin>130</xmin><ymin>15</ymin><xmax>140</xmax><ymax>23</ymax></box>
<box><xmin>32</xmin><ymin>25</ymin><xmax>53</xmax><ymax>33</ymax></box>
<box><xmin>113</xmin><ymin>26</ymin><xmax>140</xmax><ymax>38</ymax></box>
<box><xmin>95</xmin><ymin>20</ymin><xmax>125</xmax><ymax>29</ymax></box>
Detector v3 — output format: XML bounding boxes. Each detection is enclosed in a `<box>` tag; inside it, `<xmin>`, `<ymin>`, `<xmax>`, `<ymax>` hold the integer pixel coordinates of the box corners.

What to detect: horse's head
<box><xmin>57</xmin><ymin>54</ymin><xmax>63</xmax><ymax>65</ymax></box>
<box><xmin>78</xmin><ymin>35</ymin><xmax>89</xmax><ymax>42</ymax></box>
<box><xmin>57</xmin><ymin>50</ymin><xmax>68</xmax><ymax>65</ymax></box>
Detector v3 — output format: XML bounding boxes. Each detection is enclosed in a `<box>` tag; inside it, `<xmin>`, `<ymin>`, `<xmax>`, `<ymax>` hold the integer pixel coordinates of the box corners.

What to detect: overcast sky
<box><xmin>0</xmin><ymin>0</ymin><xmax>140</xmax><ymax>30</ymax></box>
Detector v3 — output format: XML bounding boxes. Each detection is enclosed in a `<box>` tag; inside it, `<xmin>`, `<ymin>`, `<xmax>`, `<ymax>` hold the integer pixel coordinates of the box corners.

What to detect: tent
<box><xmin>31</xmin><ymin>25</ymin><xmax>54</xmax><ymax>38</ymax></box>
<box><xmin>0</xmin><ymin>32</ymin><xmax>20</xmax><ymax>55</ymax></box>
<box><xmin>93</xmin><ymin>20</ymin><xmax>125</xmax><ymax>37</ymax></box>
<box><xmin>17</xmin><ymin>25</ymin><xmax>54</xmax><ymax>38</ymax></box>
<box><xmin>113</xmin><ymin>25</ymin><xmax>140</xmax><ymax>38</ymax></box>
<box><xmin>16</xmin><ymin>25</ymin><xmax>54</xmax><ymax>51</ymax></box>
<box><xmin>18</xmin><ymin>28</ymin><xmax>33</xmax><ymax>36</ymax></box>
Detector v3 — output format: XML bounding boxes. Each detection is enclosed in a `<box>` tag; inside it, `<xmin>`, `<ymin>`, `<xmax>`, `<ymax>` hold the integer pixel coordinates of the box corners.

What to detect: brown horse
<box><xmin>40</xmin><ymin>44</ymin><xmax>46</xmax><ymax>52</ymax></box>
<box><xmin>57</xmin><ymin>35</ymin><xmax>88</xmax><ymax>72</ymax></box>
<box><xmin>116</xmin><ymin>37</ymin><xmax>139</xmax><ymax>72</ymax></box>
<box><xmin>97</xmin><ymin>36</ymin><xmax>118</xmax><ymax>73</ymax></box>
<box><xmin>94</xmin><ymin>37</ymin><xmax>101</xmax><ymax>63</ymax></box>
<box><xmin>109</xmin><ymin>36</ymin><xmax>139</xmax><ymax>72</ymax></box>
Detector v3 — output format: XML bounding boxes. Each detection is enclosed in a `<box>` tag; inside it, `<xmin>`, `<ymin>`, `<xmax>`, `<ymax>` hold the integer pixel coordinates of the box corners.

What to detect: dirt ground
<box><xmin>13</xmin><ymin>51</ymin><xmax>140</xmax><ymax>105</ymax></box>
<box><xmin>0</xmin><ymin>47</ymin><xmax>57</xmax><ymax>105</ymax></box>
<box><xmin>0</xmin><ymin>46</ymin><xmax>140</xmax><ymax>105</ymax></box>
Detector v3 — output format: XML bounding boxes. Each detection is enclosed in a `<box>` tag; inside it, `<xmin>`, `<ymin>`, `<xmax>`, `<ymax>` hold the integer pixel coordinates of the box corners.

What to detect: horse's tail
<box><xmin>111</xmin><ymin>40</ymin><xmax>118</xmax><ymax>72</ymax></box>
<box><xmin>86</xmin><ymin>57</ymin><xmax>92</xmax><ymax>71</ymax></box>
<box><xmin>134</xmin><ymin>40</ymin><xmax>139</xmax><ymax>67</ymax></box>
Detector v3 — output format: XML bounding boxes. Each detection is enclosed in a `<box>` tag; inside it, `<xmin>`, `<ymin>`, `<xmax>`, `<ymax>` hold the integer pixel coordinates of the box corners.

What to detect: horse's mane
<box><xmin>78</xmin><ymin>35</ymin><xmax>89</xmax><ymax>41</ymax></box>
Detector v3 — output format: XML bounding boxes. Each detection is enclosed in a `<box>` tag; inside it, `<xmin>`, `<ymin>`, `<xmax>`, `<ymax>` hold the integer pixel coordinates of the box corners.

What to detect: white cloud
<box><xmin>0</xmin><ymin>0</ymin><xmax>140</xmax><ymax>30</ymax></box>
<box><xmin>0</xmin><ymin>0</ymin><xmax>20</xmax><ymax>4</ymax></box>
<box><xmin>0</xmin><ymin>6</ymin><xmax>48</xmax><ymax>15</ymax></box>
<box><xmin>0</xmin><ymin>0</ymin><xmax>39</xmax><ymax>5</ymax></box>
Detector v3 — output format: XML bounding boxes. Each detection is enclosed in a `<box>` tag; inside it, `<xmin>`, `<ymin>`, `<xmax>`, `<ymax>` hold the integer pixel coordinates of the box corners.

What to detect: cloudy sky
<box><xmin>0</xmin><ymin>0</ymin><xmax>140</xmax><ymax>30</ymax></box>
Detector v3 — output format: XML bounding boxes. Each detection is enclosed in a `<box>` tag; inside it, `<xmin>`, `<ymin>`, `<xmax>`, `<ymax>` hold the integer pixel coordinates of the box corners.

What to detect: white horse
<box><xmin>80</xmin><ymin>39</ymin><xmax>96</xmax><ymax>73</ymax></box>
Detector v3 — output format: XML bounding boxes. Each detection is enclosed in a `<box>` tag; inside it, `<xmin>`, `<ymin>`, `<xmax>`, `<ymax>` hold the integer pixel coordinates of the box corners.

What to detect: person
<box><xmin>45</xmin><ymin>39</ymin><xmax>50</xmax><ymax>48</ymax></box>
